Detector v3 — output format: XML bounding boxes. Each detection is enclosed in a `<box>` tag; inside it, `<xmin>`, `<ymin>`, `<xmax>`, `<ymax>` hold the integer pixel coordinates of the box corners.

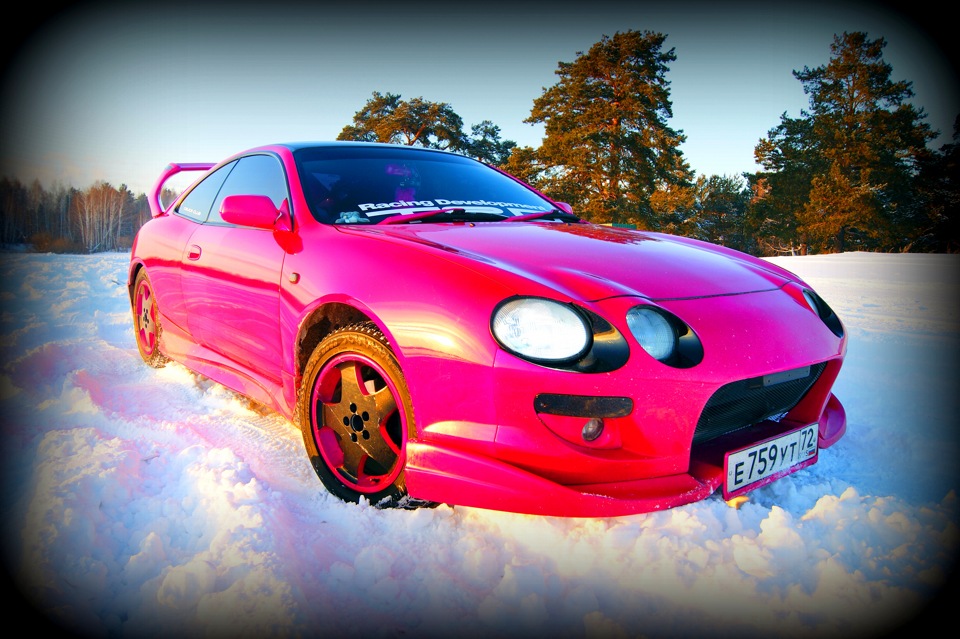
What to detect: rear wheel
<box><xmin>297</xmin><ymin>323</ymin><xmax>431</xmax><ymax>509</ymax></box>
<box><xmin>132</xmin><ymin>269</ymin><xmax>169</xmax><ymax>368</ymax></box>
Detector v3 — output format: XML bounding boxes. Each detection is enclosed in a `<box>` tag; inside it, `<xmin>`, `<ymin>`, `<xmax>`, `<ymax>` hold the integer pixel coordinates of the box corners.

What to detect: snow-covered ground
<box><xmin>1</xmin><ymin>250</ymin><xmax>957</xmax><ymax>638</ymax></box>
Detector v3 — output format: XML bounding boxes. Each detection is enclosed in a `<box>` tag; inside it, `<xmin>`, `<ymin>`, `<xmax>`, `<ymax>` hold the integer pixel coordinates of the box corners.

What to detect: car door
<box><xmin>147</xmin><ymin>162</ymin><xmax>234</xmax><ymax>335</ymax></box>
<box><xmin>179</xmin><ymin>153</ymin><xmax>289</xmax><ymax>387</ymax></box>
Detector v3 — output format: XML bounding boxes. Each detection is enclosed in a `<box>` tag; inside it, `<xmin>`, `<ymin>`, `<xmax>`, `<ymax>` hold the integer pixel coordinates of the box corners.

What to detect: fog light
<box><xmin>582</xmin><ymin>418</ymin><xmax>604</xmax><ymax>442</ymax></box>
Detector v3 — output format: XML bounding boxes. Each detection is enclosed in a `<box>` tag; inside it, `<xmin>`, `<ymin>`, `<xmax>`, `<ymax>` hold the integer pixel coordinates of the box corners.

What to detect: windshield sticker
<box><xmin>358</xmin><ymin>199</ymin><xmax>548</xmax><ymax>218</ymax></box>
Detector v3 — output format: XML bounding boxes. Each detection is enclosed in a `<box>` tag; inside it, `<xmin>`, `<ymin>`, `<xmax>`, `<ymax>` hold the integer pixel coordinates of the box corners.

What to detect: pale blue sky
<box><xmin>2</xmin><ymin>1</ymin><xmax>956</xmax><ymax>196</ymax></box>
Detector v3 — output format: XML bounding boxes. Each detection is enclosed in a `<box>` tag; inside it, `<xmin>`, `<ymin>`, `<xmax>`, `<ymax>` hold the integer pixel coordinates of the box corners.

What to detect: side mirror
<box><xmin>220</xmin><ymin>194</ymin><xmax>280</xmax><ymax>229</ymax></box>
<box><xmin>555</xmin><ymin>201</ymin><xmax>573</xmax><ymax>214</ymax></box>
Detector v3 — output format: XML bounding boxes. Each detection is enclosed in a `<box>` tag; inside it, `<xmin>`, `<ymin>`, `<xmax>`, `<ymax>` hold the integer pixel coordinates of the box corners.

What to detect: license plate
<box><xmin>723</xmin><ymin>423</ymin><xmax>818</xmax><ymax>499</ymax></box>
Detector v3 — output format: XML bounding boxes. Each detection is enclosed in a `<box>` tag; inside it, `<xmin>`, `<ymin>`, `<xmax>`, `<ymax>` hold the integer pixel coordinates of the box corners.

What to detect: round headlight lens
<box><xmin>492</xmin><ymin>298</ymin><xmax>590</xmax><ymax>363</ymax></box>
<box><xmin>626</xmin><ymin>307</ymin><xmax>676</xmax><ymax>361</ymax></box>
<box><xmin>802</xmin><ymin>289</ymin><xmax>822</xmax><ymax>316</ymax></box>
<box><xmin>802</xmin><ymin>288</ymin><xmax>844</xmax><ymax>338</ymax></box>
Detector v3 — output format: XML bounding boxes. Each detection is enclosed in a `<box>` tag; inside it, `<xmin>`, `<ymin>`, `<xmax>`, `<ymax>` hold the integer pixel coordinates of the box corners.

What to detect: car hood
<box><xmin>349</xmin><ymin>222</ymin><xmax>796</xmax><ymax>301</ymax></box>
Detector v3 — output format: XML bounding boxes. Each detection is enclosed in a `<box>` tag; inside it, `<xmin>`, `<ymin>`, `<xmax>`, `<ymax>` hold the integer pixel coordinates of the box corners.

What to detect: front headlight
<box><xmin>626</xmin><ymin>305</ymin><xmax>704</xmax><ymax>368</ymax></box>
<box><xmin>802</xmin><ymin>289</ymin><xmax>823</xmax><ymax>315</ymax></box>
<box><xmin>492</xmin><ymin>297</ymin><xmax>591</xmax><ymax>364</ymax></box>
<box><xmin>803</xmin><ymin>289</ymin><xmax>844</xmax><ymax>338</ymax></box>
<box><xmin>626</xmin><ymin>307</ymin><xmax>676</xmax><ymax>361</ymax></box>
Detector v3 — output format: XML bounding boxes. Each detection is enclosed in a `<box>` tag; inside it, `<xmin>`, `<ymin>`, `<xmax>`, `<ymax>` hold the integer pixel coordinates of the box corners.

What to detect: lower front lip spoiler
<box><xmin>404</xmin><ymin>392</ymin><xmax>845</xmax><ymax>517</ymax></box>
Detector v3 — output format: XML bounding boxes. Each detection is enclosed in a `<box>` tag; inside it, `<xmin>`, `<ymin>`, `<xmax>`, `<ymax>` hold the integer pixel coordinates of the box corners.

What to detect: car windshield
<box><xmin>293</xmin><ymin>146</ymin><xmax>556</xmax><ymax>224</ymax></box>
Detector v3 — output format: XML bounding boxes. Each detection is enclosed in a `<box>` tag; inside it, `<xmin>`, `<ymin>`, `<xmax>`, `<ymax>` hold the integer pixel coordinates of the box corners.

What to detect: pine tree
<box><xmin>681</xmin><ymin>175</ymin><xmax>752</xmax><ymax>253</ymax></box>
<box><xmin>911</xmin><ymin>116</ymin><xmax>960</xmax><ymax>252</ymax></box>
<box><xmin>338</xmin><ymin>92</ymin><xmax>466</xmax><ymax>151</ymax></box>
<box><xmin>338</xmin><ymin>93</ymin><xmax>516</xmax><ymax>166</ymax></box>
<box><xmin>753</xmin><ymin>32</ymin><xmax>936</xmax><ymax>253</ymax></box>
<box><xmin>466</xmin><ymin>121</ymin><xmax>517</xmax><ymax>166</ymax></box>
<box><xmin>527</xmin><ymin>31</ymin><xmax>692</xmax><ymax>226</ymax></box>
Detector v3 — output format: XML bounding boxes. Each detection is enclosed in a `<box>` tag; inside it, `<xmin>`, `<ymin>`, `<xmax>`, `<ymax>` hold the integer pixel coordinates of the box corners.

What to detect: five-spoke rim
<box><xmin>311</xmin><ymin>352</ymin><xmax>406</xmax><ymax>492</ymax></box>
<box><xmin>135</xmin><ymin>279</ymin><xmax>158</xmax><ymax>354</ymax></box>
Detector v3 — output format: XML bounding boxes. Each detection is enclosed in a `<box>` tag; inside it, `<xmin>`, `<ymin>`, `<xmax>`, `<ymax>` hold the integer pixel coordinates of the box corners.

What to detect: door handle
<box><xmin>188</xmin><ymin>245</ymin><xmax>202</xmax><ymax>260</ymax></box>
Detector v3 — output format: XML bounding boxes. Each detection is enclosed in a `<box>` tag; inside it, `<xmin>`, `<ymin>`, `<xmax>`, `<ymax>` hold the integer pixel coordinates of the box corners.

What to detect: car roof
<box><xmin>258</xmin><ymin>141</ymin><xmax>457</xmax><ymax>154</ymax></box>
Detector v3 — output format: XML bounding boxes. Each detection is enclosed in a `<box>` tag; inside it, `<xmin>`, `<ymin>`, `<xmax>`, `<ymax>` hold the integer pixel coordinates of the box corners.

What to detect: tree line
<box><xmin>1</xmin><ymin>30</ymin><xmax>956</xmax><ymax>255</ymax></box>
<box><xmin>0</xmin><ymin>178</ymin><xmax>153</xmax><ymax>253</ymax></box>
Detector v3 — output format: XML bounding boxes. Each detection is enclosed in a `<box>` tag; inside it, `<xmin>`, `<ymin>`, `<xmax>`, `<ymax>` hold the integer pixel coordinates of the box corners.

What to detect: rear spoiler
<box><xmin>148</xmin><ymin>162</ymin><xmax>216</xmax><ymax>218</ymax></box>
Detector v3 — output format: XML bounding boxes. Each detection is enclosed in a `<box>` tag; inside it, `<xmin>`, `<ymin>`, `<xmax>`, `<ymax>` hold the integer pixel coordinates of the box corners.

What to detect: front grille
<box><xmin>693</xmin><ymin>362</ymin><xmax>826</xmax><ymax>444</ymax></box>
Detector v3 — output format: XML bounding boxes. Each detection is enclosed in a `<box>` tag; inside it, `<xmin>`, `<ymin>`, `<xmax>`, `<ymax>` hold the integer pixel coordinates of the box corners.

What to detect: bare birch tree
<box><xmin>73</xmin><ymin>181</ymin><xmax>127</xmax><ymax>252</ymax></box>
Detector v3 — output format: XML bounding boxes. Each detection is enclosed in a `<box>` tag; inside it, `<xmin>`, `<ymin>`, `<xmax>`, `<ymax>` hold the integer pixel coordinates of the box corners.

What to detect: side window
<box><xmin>175</xmin><ymin>162</ymin><xmax>236</xmax><ymax>222</ymax></box>
<box><xmin>208</xmin><ymin>154</ymin><xmax>289</xmax><ymax>225</ymax></box>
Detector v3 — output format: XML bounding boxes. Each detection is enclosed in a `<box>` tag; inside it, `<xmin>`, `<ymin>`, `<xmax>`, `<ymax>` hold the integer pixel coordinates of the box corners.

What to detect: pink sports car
<box><xmin>129</xmin><ymin>142</ymin><xmax>847</xmax><ymax>517</ymax></box>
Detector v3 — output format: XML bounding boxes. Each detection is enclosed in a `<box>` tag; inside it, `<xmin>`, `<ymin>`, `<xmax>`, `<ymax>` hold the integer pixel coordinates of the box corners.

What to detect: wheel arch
<box><xmin>294</xmin><ymin>301</ymin><xmax>399</xmax><ymax>382</ymax></box>
<box><xmin>127</xmin><ymin>260</ymin><xmax>146</xmax><ymax>305</ymax></box>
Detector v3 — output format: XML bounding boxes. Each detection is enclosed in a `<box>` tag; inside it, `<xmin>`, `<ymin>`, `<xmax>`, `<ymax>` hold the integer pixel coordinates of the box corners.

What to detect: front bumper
<box><xmin>405</xmin><ymin>392</ymin><xmax>846</xmax><ymax>517</ymax></box>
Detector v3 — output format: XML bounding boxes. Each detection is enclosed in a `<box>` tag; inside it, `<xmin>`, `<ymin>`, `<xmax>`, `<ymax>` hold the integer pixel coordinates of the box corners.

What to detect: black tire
<box><xmin>297</xmin><ymin>323</ymin><xmax>431</xmax><ymax>509</ymax></box>
<box><xmin>132</xmin><ymin>269</ymin><xmax>169</xmax><ymax>368</ymax></box>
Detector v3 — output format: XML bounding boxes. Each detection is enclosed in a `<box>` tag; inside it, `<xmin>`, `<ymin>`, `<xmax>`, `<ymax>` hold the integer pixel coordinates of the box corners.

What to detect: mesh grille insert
<box><xmin>693</xmin><ymin>362</ymin><xmax>826</xmax><ymax>445</ymax></box>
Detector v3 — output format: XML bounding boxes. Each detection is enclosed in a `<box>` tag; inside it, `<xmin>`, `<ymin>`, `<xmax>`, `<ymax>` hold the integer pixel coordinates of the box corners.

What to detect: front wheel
<box><xmin>132</xmin><ymin>268</ymin><xmax>169</xmax><ymax>368</ymax></box>
<box><xmin>297</xmin><ymin>323</ymin><xmax>430</xmax><ymax>509</ymax></box>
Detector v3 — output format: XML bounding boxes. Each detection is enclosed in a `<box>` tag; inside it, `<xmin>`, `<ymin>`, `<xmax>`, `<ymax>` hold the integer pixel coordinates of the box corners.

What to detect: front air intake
<box><xmin>693</xmin><ymin>362</ymin><xmax>826</xmax><ymax>444</ymax></box>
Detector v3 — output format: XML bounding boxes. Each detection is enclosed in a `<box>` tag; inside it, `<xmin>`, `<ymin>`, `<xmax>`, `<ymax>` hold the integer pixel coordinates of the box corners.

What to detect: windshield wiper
<box><xmin>505</xmin><ymin>209</ymin><xmax>583</xmax><ymax>223</ymax></box>
<box><xmin>378</xmin><ymin>208</ymin><xmax>508</xmax><ymax>225</ymax></box>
